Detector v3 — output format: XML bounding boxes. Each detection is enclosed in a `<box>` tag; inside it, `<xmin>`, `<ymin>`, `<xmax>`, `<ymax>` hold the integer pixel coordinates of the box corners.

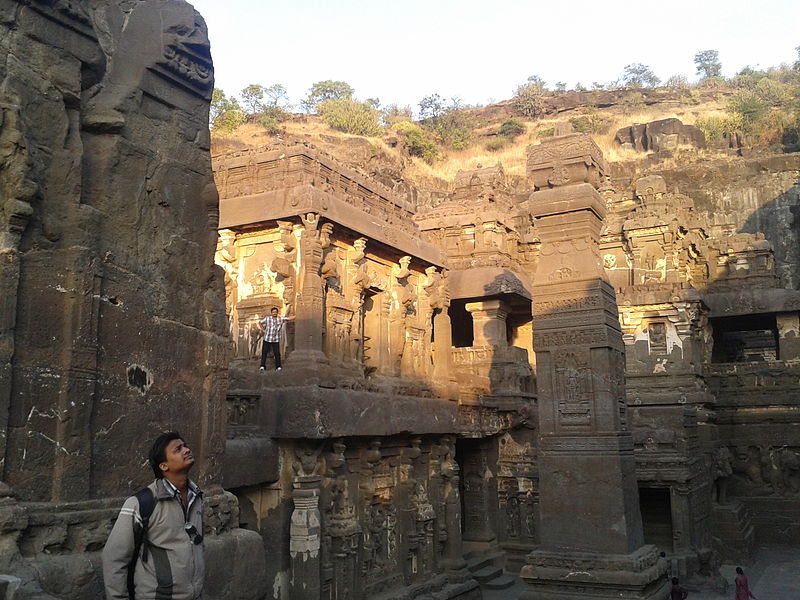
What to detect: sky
<box><xmin>188</xmin><ymin>0</ymin><xmax>799</xmax><ymax>111</ymax></box>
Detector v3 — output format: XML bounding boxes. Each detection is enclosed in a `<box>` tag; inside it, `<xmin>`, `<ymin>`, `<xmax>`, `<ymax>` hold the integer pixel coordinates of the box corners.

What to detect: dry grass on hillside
<box><xmin>211</xmin><ymin>97</ymin><xmax>731</xmax><ymax>186</ymax></box>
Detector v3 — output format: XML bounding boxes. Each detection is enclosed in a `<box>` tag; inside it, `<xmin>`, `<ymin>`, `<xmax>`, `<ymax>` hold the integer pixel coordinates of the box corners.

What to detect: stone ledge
<box><xmin>257</xmin><ymin>385</ymin><xmax>461</xmax><ymax>438</ymax></box>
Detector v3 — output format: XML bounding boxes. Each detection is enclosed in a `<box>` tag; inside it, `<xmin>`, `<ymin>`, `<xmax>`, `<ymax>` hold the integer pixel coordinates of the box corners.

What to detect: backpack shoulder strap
<box><xmin>135</xmin><ymin>487</ymin><xmax>156</xmax><ymax>524</ymax></box>
<box><xmin>126</xmin><ymin>487</ymin><xmax>156</xmax><ymax>600</ymax></box>
<box><xmin>133</xmin><ymin>487</ymin><xmax>156</xmax><ymax>560</ymax></box>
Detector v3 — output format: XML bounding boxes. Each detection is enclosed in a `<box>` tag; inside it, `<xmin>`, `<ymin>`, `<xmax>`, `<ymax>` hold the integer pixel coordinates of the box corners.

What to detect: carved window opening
<box><xmin>448</xmin><ymin>300</ymin><xmax>473</xmax><ymax>348</ymax></box>
<box><xmin>711</xmin><ymin>313</ymin><xmax>778</xmax><ymax>363</ymax></box>
<box><xmin>639</xmin><ymin>487</ymin><xmax>673</xmax><ymax>553</ymax></box>
<box><xmin>647</xmin><ymin>322</ymin><xmax>668</xmax><ymax>355</ymax></box>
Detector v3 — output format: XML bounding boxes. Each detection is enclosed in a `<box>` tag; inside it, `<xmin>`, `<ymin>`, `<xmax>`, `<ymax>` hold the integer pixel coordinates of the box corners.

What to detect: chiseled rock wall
<box><xmin>0</xmin><ymin>1</ymin><xmax>264</xmax><ymax>598</ymax></box>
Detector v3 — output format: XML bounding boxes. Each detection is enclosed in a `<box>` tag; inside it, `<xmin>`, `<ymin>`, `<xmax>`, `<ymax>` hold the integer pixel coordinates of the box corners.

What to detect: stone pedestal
<box><xmin>466</xmin><ymin>299</ymin><xmax>510</xmax><ymax>347</ymax></box>
<box><xmin>520</xmin><ymin>546</ymin><xmax>666</xmax><ymax>600</ymax></box>
<box><xmin>520</xmin><ymin>138</ymin><xmax>667</xmax><ymax>599</ymax></box>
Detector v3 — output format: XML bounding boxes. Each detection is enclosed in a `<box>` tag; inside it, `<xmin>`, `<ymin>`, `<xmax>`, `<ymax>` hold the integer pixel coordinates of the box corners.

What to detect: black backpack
<box><xmin>126</xmin><ymin>487</ymin><xmax>156</xmax><ymax>600</ymax></box>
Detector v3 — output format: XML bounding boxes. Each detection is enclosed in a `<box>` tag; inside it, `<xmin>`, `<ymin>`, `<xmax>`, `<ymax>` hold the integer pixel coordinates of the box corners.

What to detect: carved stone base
<box><xmin>519</xmin><ymin>545</ymin><xmax>668</xmax><ymax>600</ymax></box>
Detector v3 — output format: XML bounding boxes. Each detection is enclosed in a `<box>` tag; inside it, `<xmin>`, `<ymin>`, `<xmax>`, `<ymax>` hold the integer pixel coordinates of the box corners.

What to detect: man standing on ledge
<box><xmin>102</xmin><ymin>432</ymin><xmax>204</xmax><ymax>600</ymax></box>
<box><xmin>260</xmin><ymin>306</ymin><xmax>294</xmax><ymax>371</ymax></box>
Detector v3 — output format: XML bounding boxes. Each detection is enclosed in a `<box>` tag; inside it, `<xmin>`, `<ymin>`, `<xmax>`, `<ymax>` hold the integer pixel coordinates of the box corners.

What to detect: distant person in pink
<box><xmin>735</xmin><ymin>567</ymin><xmax>757</xmax><ymax>600</ymax></box>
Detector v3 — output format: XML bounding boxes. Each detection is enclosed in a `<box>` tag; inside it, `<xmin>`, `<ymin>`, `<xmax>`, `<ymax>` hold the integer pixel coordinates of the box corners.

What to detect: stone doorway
<box><xmin>456</xmin><ymin>438</ymin><xmax>497</xmax><ymax>543</ymax></box>
<box><xmin>639</xmin><ymin>487</ymin><xmax>673</xmax><ymax>552</ymax></box>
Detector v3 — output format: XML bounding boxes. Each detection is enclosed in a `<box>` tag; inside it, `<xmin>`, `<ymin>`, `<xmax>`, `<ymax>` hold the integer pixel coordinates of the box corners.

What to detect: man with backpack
<box><xmin>102</xmin><ymin>432</ymin><xmax>204</xmax><ymax>599</ymax></box>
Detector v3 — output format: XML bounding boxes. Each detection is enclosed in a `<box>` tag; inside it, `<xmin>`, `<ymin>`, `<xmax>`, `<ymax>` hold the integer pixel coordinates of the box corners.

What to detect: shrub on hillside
<box><xmin>382</xmin><ymin>104</ymin><xmax>414</xmax><ymax>127</ymax></box>
<box><xmin>569</xmin><ymin>115</ymin><xmax>604</xmax><ymax>135</ymax></box>
<box><xmin>694</xmin><ymin>114</ymin><xmax>744</xmax><ymax>143</ymax></box>
<box><xmin>498</xmin><ymin>119</ymin><xmax>525</xmax><ymax>139</ymax></box>
<box><xmin>258</xmin><ymin>115</ymin><xmax>283</xmax><ymax>135</ymax></box>
<box><xmin>485</xmin><ymin>137</ymin><xmax>508</xmax><ymax>152</ymax></box>
<box><xmin>728</xmin><ymin>90</ymin><xmax>769</xmax><ymax>125</ymax></box>
<box><xmin>665</xmin><ymin>74</ymin><xmax>690</xmax><ymax>89</ymax></box>
<box><xmin>392</xmin><ymin>121</ymin><xmax>440</xmax><ymax>163</ymax></box>
<box><xmin>754</xmin><ymin>78</ymin><xmax>793</xmax><ymax>106</ymax></box>
<box><xmin>318</xmin><ymin>98</ymin><xmax>381</xmax><ymax>136</ymax></box>
<box><xmin>621</xmin><ymin>92</ymin><xmax>645</xmax><ymax>114</ymax></box>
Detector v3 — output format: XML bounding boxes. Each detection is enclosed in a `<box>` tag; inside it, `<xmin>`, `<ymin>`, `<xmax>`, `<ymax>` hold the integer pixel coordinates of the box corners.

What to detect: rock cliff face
<box><xmin>634</xmin><ymin>154</ymin><xmax>800</xmax><ymax>289</ymax></box>
<box><xmin>0</xmin><ymin>1</ymin><xmax>264</xmax><ymax>598</ymax></box>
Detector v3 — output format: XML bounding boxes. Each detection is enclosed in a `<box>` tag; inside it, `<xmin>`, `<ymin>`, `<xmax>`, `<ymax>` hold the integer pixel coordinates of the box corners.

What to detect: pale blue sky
<box><xmin>188</xmin><ymin>0</ymin><xmax>799</xmax><ymax>111</ymax></box>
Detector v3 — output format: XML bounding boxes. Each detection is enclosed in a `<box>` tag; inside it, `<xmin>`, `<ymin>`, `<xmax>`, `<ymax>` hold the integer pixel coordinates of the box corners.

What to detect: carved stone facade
<box><xmin>4</xmin><ymin>3</ymin><xmax>799</xmax><ymax>600</ymax></box>
<box><xmin>215</xmin><ymin>146</ymin><xmax>492</xmax><ymax>599</ymax></box>
<box><xmin>214</xmin><ymin>128</ymin><xmax>800</xmax><ymax>598</ymax></box>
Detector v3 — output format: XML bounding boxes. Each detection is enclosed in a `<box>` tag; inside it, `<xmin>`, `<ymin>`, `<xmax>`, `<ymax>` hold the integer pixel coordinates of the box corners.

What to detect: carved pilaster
<box><xmin>290</xmin><ymin>475</ymin><xmax>322</xmax><ymax>600</ymax></box>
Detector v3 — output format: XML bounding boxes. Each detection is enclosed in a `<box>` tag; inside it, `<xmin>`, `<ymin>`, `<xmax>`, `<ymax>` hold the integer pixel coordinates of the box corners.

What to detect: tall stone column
<box><xmin>287</xmin><ymin>214</ymin><xmax>329</xmax><ymax>369</ymax></box>
<box><xmin>520</xmin><ymin>134</ymin><xmax>667</xmax><ymax>600</ymax></box>
<box><xmin>465</xmin><ymin>299</ymin><xmax>510</xmax><ymax>347</ymax></box>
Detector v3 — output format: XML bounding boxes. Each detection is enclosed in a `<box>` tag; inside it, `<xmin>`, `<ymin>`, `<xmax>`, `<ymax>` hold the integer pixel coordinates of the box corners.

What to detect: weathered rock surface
<box><xmin>0</xmin><ymin>1</ymin><xmax>263</xmax><ymax>598</ymax></box>
<box><xmin>615</xmin><ymin>117</ymin><xmax>706</xmax><ymax>152</ymax></box>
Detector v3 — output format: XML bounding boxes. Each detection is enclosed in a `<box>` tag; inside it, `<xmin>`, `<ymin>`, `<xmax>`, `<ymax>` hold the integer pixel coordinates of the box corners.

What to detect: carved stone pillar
<box><xmin>440</xmin><ymin>438</ymin><xmax>467</xmax><ymax>571</ymax></box>
<box><xmin>290</xmin><ymin>475</ymin><xmax>322</xmax><ymax>600</ymax></box>
<box><xmin>287</xmin><ymin>214</ymin><xmax>329</xmax><ymax>368</ymax></box>
<box><xmin>521</xmin><ymin>135</ymin><xmax>667</xmax><ymax>600</ymax></box>
<box><xmin>465</xmin><ymin>299</ymin><xmax>510</xmax><ymax>347</ymax></box>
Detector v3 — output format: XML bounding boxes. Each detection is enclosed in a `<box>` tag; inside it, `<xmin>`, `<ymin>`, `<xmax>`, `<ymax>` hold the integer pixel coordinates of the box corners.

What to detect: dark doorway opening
<box><xmin>639</xmin><ymin>487</ymin><xmax>673</xmax><ymax>552</ymax></box>
<box><xmin>449</xmin><ymin>300</ymin><xmax>473</xmax><ymax>348</ymax></box>
<box><xmin>711</xmin><ymin>313</ymin><xmax>778</xmax><ymax>363</ymax></box>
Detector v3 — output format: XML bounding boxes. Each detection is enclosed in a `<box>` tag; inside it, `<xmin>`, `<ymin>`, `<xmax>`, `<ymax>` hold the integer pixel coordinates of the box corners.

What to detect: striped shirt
<box><xmin>260</xmin><ymin>315</ymin><xmax>287</xmax><ymax>343</ymax></box>
<box><xmin>162</xmin><ymin>477</ymin><xmax>200</xmax><ymax>515</ymax></box>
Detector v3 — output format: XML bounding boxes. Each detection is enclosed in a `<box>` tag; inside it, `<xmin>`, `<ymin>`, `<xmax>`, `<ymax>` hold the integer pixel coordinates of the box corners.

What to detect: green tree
<box><xmin>622</xmin><ymin>63</ymin><xmax>660</xmax><ymax>88</ymax></box>
<box><xmin>694</xmin><ymin>49</ymin><xmax>722</xmax><ymax>79</ymax></box>
<box><xmin>240</xmin><ymin>84</ymin><xmax>266</xmax><ymax>116</ymax></box>
<box><xmin>418</xmin><ymin>94</ymin><xmax>446</xmax><ymax>120</ymax></box>
<box><xmin>302</xmin><ymin>80</ymin><xmax>354</xmax><ymax>113</ymax></box>
<box><xmin>210</xmin><ymin>89</ymin><xmax>245</xmax><ymax>132</ymax></box>
<box><xmin>263</xmin><ymin>84</ymin><xmax>290</xmax><ymax>108</ymax></box>
<box><xmin>554</xmin><ymin>81</ymin><xmax>567</xmax><ymax>93</ymax></box>
<box><xmin>513</xmin><ymin>75</ymin><xmax>547</xmax><ymax>118</ymax></box>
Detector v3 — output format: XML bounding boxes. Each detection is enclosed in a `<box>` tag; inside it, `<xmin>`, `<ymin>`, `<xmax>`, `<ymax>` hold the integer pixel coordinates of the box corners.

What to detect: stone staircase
<box><xmin>464</xmin><ymin>546</ymin><xmax>516</xmax><ymax>591</ymax></box>
<box><xmin>710</xmin><ymin>500</ymin><xmax>756</xmax><ymax>564</ymax></box>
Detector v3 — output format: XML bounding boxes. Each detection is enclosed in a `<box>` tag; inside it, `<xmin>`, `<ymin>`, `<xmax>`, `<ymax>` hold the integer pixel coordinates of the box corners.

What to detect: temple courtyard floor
<box><xmin>483</xmin><ymin>545</ymin><xmax>800</xmax><ymax>600</ymax></box>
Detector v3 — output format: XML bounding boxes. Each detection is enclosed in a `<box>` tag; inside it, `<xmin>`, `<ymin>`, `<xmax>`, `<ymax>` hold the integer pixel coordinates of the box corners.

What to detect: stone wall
<box><xmin>0</xmin><ymin>2</ymin><xmax>264</xmax><ymax>598</ymax></box>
